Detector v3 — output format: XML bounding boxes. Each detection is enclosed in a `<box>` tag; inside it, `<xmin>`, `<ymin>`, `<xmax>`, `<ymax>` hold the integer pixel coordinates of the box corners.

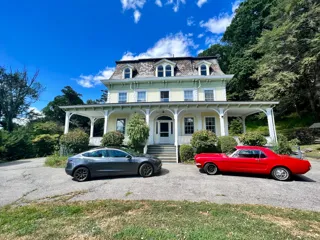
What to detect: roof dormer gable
<box><xmin>195</xmin><ymin>60</ymin><xmax>212</xmax><ymax>67</ymax></box>
<box><xmin>155</xmin><ymin>59</ymin><xmax>176</xmax><ymax>67</ymax></box>
<box><xmin>196</xmin><ymin>60</ymin><xmax>212</xmax><ymax>76</ymax></box>
<box><xmin>122</xmin><ymin>64</ymin><xmax>135</xmax><ymax>79</ymax></box>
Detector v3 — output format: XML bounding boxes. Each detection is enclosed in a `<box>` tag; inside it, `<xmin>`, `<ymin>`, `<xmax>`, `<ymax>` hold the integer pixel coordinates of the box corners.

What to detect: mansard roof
<box><xmin>109</xmin><ymin>56</ymin><xmax>225</xmax><ymax>80</ymax></box>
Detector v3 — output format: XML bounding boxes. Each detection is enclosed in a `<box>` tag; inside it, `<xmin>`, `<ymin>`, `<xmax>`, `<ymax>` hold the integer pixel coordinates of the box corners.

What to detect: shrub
<box><xmin>229</xmin><ymin>118</ymin><xmax>243</xmax><ymax>135</ymax></box>
<box><xmin>273</xmin><ymin>134</ymin><xmax>299</xmax><ymax>155</ymax></box>
<box><xmin>32</xmin><ymin>121</ymin><xmax>63</xmax><ymax>135</ymax></box>
<box><xmin>32</xmin><ymin>134</ymin><xmax>60</xmax><ymax>157</ymax></box>
<box><xmin>101</xmin><ymin>131</ymin><xmax>124</xmax><ymax>147</ymax></box>
<box><xmin>180</xmin><ymin>144</ymin><xmax>195</xmax><ymax>162</ymax></box>
<box><xmin>191</xmin><ymin>130</ymin><xmax>218</xmax><ymax>153</ymax></box>
<box><xmin>60</xmin><ymin>129</ymin><xmax>89</xmax><ymax>154</ymax></box>
<box><xmin>291</xmin><ymin>128</ymin><xmax>314</xmax><ymax>145</ymax></box>
<box><xmin>218</xmin><ymin>136</ymin><xmax>237</xmax><ymax>154</ymax></box>
<box><xmin>127</xmin><ymin>114</ymin><xmax>149</xmax><ymax>152</ymax></box>
<box><xmin>240</xmin><ymin>132</ymin><xmax>267</xmax><ymax>146</ymax></box>
<box><xmin>45</xmin><ymin>155</ymin><xmax>68</xmax><ymax>168</ymax></box>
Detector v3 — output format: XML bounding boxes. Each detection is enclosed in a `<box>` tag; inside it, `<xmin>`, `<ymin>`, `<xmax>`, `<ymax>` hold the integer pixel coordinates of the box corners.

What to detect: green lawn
<box><xmin>0</xmin><ymin>200</ymin><xmax>319</xmax><ymax>240</ymax></box>
<box><xmin>44</xmin><ymin>155</ymin><xmax>68</xmax><ymax>168</ymax></box>
<box><xmin>301</xmin><ymin>144</ymin><xmax>320</xmax><ymax>159</ymax></box>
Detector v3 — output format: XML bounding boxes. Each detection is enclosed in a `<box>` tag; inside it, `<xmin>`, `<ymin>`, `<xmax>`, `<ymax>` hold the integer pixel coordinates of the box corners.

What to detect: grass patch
<box><xmin>0</xmin><ymin>200</ymin><xmax>319</xmax><ymax>240</ymax></box>
<box><xmin>300</xmin><ymin>144</ymin><xmax>320</xmax><ymax>159</ymax></box>
<box><xmin>44</xmin><ymin>155</ymin><xmax>68</xmax><ymax>168</ymax></box>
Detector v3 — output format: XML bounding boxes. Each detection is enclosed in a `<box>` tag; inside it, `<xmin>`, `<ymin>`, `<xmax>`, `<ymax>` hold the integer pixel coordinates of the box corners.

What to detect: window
<box><xmin>200</xmin><ymin>64</ymin><xmax>207</xmax><ymax>76</ymax></box>
<box><xmin>116</xmin><ymin>119</ymin><xmax>126</xmax><ymax>134</ymax></box>
<box><xmin>184</xmin><ymin>90</ymin><xmax>193</xmax><ymax>101</ymax></box>
<box><xmin>205</xmin><ymin>117</ymin><xmax>216</xmax><ymax>133</ymax></box>
<box><xmin>118</xmin><ymin>92</ymin><xmax>127</xmax><ymax>103</ymax></box>
<box><xmin>137</xmin><ymin>91</ymin><xmax>146</xmax><ymax>102</ymax></box>
<box><xmin>83</xmin><ymin>150</ymin><xmax>108</xmax><ymax>158</ymax></box>
<box><xmin>204</xmin><ymin>90</ymin><xmax>214</xmax><ymax>101</ymax></box>
<box><xmin>184</xmin><ymin>117</ymin><xmax>194</xmax><ymax>134</ymax></box>
<box><xmin>124</xmin><ymin>68</ymin><xmax>131</xmax><ymax>79</ymax></box>
<box><xmin>160</xmin><ymin>91</ymin><xmax>169</xmax><ymax>102</ymax></box>
<box><xmin>165</xmin><ymin>65</ymin><xmax>172</xmax><ymax>77</ymax></box>
<box><xmin>235</xmin><ymin>150</ymin><xmax>267</xmax><ymax>158</ymax></box>
<box><xmin>108</xmin><ymin>150</ymin><xmax>128</xmax><ymax>158</ymax></box>
<box><xmin>157</xmin><ymin>66</ymin><xmax>164</xmax><ymax>77</ymax></box>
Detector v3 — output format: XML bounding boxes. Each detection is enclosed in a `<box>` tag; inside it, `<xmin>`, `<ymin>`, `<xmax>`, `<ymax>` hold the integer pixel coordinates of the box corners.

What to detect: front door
<box><xmin>160</xmin><ymin>122</ymin><xmax>170</xmax><ymax>143</ymax></box>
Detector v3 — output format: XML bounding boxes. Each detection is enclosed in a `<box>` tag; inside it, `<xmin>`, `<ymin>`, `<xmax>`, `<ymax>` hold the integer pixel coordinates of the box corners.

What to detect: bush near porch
<box><xmin>191</xmin><ymin>130</ymin><xmax>219</xmax><ymax>154</ymax></box>
<box><xmin>179</xmin><ymin>144</ymin><xmax>195</xmax><ymax>162</ymax></box>
<box><xmin>217</xmin><ymin>136</ymin><xmax>237</xmax><ymax>154</ymax></box>
<box><xmin>101</xmin><ymin>131</ymin><xmax>124</xmax><ymax>147</ymax></box>
<box><xmin>240</xmin><ymin>132</ymin><xmax>267</xmax><ymax>146</ymax></box>
<box><xmin>59</xmin><ymin>129</ymin><xmax>89</xmax><ymax>155</ymax></box>
<box><xmin>127</xmin><ymin>114</ymin><xmax>149</xmax><ymax>153</ymax></box>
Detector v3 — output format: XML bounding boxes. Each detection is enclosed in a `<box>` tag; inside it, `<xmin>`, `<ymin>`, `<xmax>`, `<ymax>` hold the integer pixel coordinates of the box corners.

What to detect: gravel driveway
<box><xmin>0</xmin><ymin>158</ymin><xmax>319</xmax><ymax>211</ymax></box>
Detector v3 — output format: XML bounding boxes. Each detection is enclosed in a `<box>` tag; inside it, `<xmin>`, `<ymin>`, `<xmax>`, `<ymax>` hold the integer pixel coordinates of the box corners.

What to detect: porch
<box><xmin>61</xmin><ymin>101</ymin><xmax>278</xmax><ymax>162</ymax></box>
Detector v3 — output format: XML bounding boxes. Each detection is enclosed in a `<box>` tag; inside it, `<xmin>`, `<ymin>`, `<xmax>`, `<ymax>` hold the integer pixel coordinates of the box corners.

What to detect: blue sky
<box><xmin>0</xmin><ymin>0</ymin><xmax>240</xmax><ymax>112</ymax></box>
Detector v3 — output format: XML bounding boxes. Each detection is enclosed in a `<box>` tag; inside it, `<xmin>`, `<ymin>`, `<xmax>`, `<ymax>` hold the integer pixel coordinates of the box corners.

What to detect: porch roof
<box><xmin>60</xmin><ymin>101</ymin><xmax>279</xmax><ymax>119</ymax></box>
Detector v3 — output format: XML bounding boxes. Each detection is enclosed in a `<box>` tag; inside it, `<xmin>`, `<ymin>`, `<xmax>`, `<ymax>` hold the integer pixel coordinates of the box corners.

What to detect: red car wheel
<box><xmin>204</xmin><ymin>163</ymin><xmax>218</xmax><ymax>175</ymax></box>
<box><xmin>271</xmin><ymin>167</ymin><xmax>291</xmax><ymax>181</ymax></box>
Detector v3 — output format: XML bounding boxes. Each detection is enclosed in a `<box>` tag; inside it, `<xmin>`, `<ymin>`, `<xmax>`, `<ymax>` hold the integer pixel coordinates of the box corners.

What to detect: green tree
<box><xmin>127</xmin><ymin>114</ymin><xmax>149</xmax><ymax>152</ymax></box>
<box><xmin>0</xmin><ymin>67</ymin><xmax>43</xmax><ymax>132</ymax></box>
<box><xmin>250</xmin><ymin>0</ymin><xmax>320</xmax><ymax>118</ymax></box>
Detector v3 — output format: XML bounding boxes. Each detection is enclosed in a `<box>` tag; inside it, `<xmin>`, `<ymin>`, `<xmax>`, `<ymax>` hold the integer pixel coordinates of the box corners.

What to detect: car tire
<box><xmin>204</xmin><ymin>163</ymin><xmax>218</xmax><ymax>175</ymax></box>
<box><xmin>271</xmin><ymin>167</ymin><xmax>291</xmax><ymax>181</ymax></box>
<box><xmin>73</xmin><ymin>167</ymin><xmax>90</xmax><ymax>182</ymax></box>
<box><xmin>139</xmin><ymin>163</ymin><xmax>154</xmax><ymax>177</ymax></box>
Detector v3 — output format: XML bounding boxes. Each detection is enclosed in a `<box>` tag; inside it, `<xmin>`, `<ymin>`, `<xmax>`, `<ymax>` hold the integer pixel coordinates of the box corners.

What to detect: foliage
<box><xmin>32</xmin><ymin>134</ymin><xmax>60</xmax><ymax>157</ymax></box>
<box><xmin>32</xmin><ymin>121</ymin><xmax>63</xmax><ymax>136</ymax></box>
<box><xmin>273</xmin><ymin>134</ymin><xmax>299</xmax><ymax>155</ymax></box>
<box><xmin>0</xmin><ymin>67</ymin><xmax>44</xmax><ymax>132</ymax></box>
<box><xmin>0</xmin><ymin>129</ymin><xmax>34</xmax><ymax>161</ymax></box>
<box><xmin>240</xmin><ymin>132</ymin><xmax>267</xmax><ymax>146</ymax></box>
<box><xmin>291</xmin><ymin>128</ymin><xmax>315</xmax><ymax>145</ymax></box>
<box><xmin>198</xmin><ymin>44</ymin><xmax>231</xmax><ymax>73</ymax></box>
<box><xmin>190</xmin><ymin>130</ymin><xmax>218</xmax><ymax>153</ymax></box>
<box><xmin>127</xmin><ymin>114</ymin><xmax>149</xmax><ymax>152</ymax></box>
<box><xmin>229</xmin><ymin>118</ymin><xmax>243</xmax><ymax>135</ymax></box>
<box><xmin>101</xmin><ymin>131</ymin><xmax>124</xmax><ymax>147</ymax></box>
<box><xmin>60</xmin><ymin>129</ymin><xmax>89</xmax><ymax>154</ymax></box>
<box><xmin>45</xmin><ymin>155</ymin><xmax>68</xmax><ymax>168</ymax></box>
<box><xmin>218</xmin><ymin>136</ymin><xmax>237</xmax><ymax>154</ymax></box>
<box><xmin>179</xmin><ymin>144</ymin><xmax>195</xmax><ymax>162</ymax></box>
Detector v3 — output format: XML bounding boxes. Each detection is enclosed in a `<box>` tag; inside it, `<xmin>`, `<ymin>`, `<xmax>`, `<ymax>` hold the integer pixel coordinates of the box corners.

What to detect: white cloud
<box><xmin>76</xmin><ymin>67</ymin><xmax>115</xmax><ymax>88</ymax></box>
<box><xmin>187</xmin><ymin>16</ymin><xmax>195</xmax><ymax>26</ymax></box>
<box><xmin>205</xmin><ymin>35</ymin><xmax>222</xmax><ymax>46</ymax></box>
<box><xmin>187</xmin><ymin>33</ymin><xmax>193</xmax><ymax>37</ymax></box>
<box><xmin>166</xmin><ymin>0</ymin><xmax>186</xmax><ymax>12</ymax></box>
<box><xmin>197</xmin><ymin>49</ymin><xmax>204</xmax><ymax>55</ymax></box>
<box><xmin>12</xmin><ymin>107</ymin><xmax>44</xmax><ymax>126</ymax></box>
<box><xmin>200</xmin><ymin>0</ymin><xmax>242</xmax><ymax>34</ymax></box>
<box><xmin>198</xmin><ymin>33</ymin><xmax>204</xmax><ymax>38</ymax></box>
<box><xmin>155</xmin><ymin>0</ymin><xmax>162</xmax><ymax>7</ymax></box>
<box><xmin>121</xmin><ymin>32</ymin><xmax>197</xmax><ymax>60</ymax></box>
<box><xmin>197</xmin><ymin>0</ymin><xmax>208</xmax><ymax>8</ymax></box>
<box><xmin>120</xmin><ymin>0</ymin><xmax>146</xmax><ymax>22</ymax></box>
<box><xmin>133</xmin><ymin>10</ymin><xmax>141</xmax><ymax>23</ymax></box>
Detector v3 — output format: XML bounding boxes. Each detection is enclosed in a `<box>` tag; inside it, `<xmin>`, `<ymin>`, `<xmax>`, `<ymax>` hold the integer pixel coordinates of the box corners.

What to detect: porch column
<box><xmin>64</xmin><ymin>111</ymin><xmax>71</xmax><ymax>134</ymax></box>
<box><xmin>103</xmin><ymin>110</ymin><xmax>108</xmax><ymax>135</ymax></box>
<box><xmin>90</xmin><ymin>117</ymin><xmax>95</xmax><ymax>138</ymax></box>
<box><xmin>219</xmin><ymin>108</ymin><xmax>226</xmax><ymax>136</ymax></box>
<box><xmin>266</xmin><ymin>108</ymin><xmax>277</xmax><ymax>143</ymax></box>
<box><xmin>174</xmin><ymin>109</ymin><xmax>179</xmax><ymax>163</ymax></box>
<box><xmin>224</xmin><ymin>112</ymin><xmax>229</xmax><ymax>136</ymax></box>
<box><xmin>144</xmin><ymin>109</ymin><xmax>150</xmax><ymax>154</ymax></box>
<box><xmin>242</xmin><ymin>116</ymin><xmax>246</xmax><ymax>133</ymax></box>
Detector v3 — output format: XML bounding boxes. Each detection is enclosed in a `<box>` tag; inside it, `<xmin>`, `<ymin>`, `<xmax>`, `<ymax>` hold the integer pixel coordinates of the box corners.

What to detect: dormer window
<box><xmin>157</xmin><ymin>66</ymin><xmax>164</xmax><ymax>77</ymax></box>
<box><xmin>124</xmin><ymin>68</ymin><xmax>131</xmax><ymax>79</ymax></box>
<box><xmin>155</xmin><ymin>59</ymin><xmax>176</xmax><ymax>77</ymax></box>
<box><xmin>165</xmin><ymin>65</ymin><xmax>172</xmax><ymax>77</ymax></box>
<box><xmin>200</xmin><ymin>65</ymin><xmax>207</xmax><ymax>76</ymax></box>
<box><xmin>122</xmin><ymin>64</ymin><xmax>134</xmax><ymax>79</ymax></box>
<box><xmin>196</xmin><ymin>60</ymin><xmax>211</xmax><ymax>76</ymax></box>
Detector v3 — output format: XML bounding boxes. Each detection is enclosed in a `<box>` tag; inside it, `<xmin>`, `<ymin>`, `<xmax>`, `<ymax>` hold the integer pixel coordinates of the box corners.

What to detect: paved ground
<box><xmin>0</xmin><ymin>158</ymin><xmax>320</xmax><ymax>211</ymax></box>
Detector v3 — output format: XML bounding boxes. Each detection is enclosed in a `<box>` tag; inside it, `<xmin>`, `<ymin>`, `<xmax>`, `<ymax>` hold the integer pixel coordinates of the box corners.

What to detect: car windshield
<box><xmin>228</xmin><ymin>148</ymin><xmax>238</xmax><ymax>157</ymax></box>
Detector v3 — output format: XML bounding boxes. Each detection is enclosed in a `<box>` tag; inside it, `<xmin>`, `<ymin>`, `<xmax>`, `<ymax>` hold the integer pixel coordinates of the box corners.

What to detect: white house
<box><xmin>61</xmin><ymin>56</ymin><xmax>278</xmax><ymax>162</ymax></box>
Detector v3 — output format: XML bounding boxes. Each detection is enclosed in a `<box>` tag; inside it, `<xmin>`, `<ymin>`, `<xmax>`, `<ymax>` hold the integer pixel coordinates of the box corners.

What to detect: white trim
<box><xmin>203</xmin><ymin>88</ymin><xmax>216</xmax><ymax>101</ymax></box>
<box><xmin>156</xmin><ymin>64</ymin><xmax>174</xmax><ymax>77</ymax></box>
<box><xmin>136</xmin><ymin>89</ymin><xmax>147</xmax><ymax>102</ymax></box>
<box><xmin>118</xmin><ymin>91</ymin><xmax>128</xmax><ymax>103</ymax></box>
<box><xmin>183</xmin><ymin>88</ymin><xmax>195</xmax><ymax>101</ymax></box>
<box><xmin>204</xmin><ymin>116</ymin><xmax>217</xmax><ymax>134</ymax></box>
<box><xmin>123</xmin><ymin>66</ymin><xmax>133</xmax><ymax>79</ymax></box>
<box><xmin>183</xmin><ymin>116</ymin><xmax>195</xmax><ymax>135</ymax></box>
<box><xmin>159</xmin><ymin>89</ymin><xmax>170</xmax><ymax>102</ymax></box>
<box><xmin>197</xmin><ymin>61</ymin><xmax>211</xmax><ymax>76</ymax></box>
<box><xmin>155</xmin><ymin>59</ymin><xmax>176</xmax><ymax>67</ymax></box>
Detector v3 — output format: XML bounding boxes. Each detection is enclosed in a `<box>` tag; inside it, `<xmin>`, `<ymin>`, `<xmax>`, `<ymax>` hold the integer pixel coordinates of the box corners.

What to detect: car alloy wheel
<box><xmin>204</xmin><ymin>163</ymin><xmax>218</xmax><ymax>175</ymax></box>
<box><xmin>139</xmin><ymin>163</ymin><xmax>154</xmax><ymax>177</ymax></box>
<box><xmin>73</xmin><ymin>167</ymin><xmax>90</xmax><ymax>182</ymax></box>
<box><xmin>272</xmin><ymin>167</ymin><xmax>291</xmax><ymax>181</ymax></box>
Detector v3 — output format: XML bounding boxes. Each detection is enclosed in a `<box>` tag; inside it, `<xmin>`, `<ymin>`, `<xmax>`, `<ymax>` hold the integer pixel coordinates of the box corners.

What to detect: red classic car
<box><xmin>194</xmin><ymin>146</ymin><xmax>311</xmax><ymax>181</ymax></box>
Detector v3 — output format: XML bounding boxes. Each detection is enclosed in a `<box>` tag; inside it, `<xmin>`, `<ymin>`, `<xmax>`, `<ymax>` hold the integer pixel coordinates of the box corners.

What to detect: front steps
<box><xmin>147</xmin><ymin>145</ymin><xmax>177</xmax><ymax>163</ymax></box>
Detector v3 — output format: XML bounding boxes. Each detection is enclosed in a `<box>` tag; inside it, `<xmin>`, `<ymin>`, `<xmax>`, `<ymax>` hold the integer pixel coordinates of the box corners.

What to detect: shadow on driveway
<box><xmin>72</xmin><ymin>168</ymin><xmax>170</xmax><ymax>182</ymax></box>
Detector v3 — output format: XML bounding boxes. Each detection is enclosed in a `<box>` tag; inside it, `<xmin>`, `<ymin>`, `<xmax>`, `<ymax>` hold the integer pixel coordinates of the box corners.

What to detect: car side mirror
<box><xmin>126</xmin><ymin>155</ymin><xmax>132</xmax><ymax>160</ymax></box>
